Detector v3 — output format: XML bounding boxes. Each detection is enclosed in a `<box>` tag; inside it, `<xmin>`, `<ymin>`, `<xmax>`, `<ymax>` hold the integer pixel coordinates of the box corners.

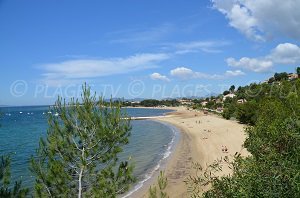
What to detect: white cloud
<box><xmin>173</xmin><ymin>40</ymin><xmax>230</xmax><ymax>54</ymax></box>
<box><xmin>226</xmin><ymin>43</ymin><xmax>300</xmax><ymax>72</ymax></box>
<box><xmin>40</xmin><ymin>53</ymin><xmax>170</xmax><ymax>86</ymax></box>
<box><xmin>150</xmin><ymin>73</ymin><xmax>170</xmax><ymax>82</ymax></box>
<box><xmin>225</xmin><ymin>70</ymin><xmax>245</xmax><ymax>76</ymax></box>
<box><xmin>212</xmin><ymin>0</ymin><xmax>300</xmax><ymax>41</ymax></box>
<box><xmin>170</xmin><ymin>67</ymin><xmax>195</xmax><ymax>79</ymax></box>
<box><xmin>268</xmin><ymin>43</ymin><xmax>300</xmax><ymax>64</ymax></box>
<box><xmin>159</xmin><ymin>40</ymin><xmax>230</xmax><ymax>55</ymax></box>
<box><xmin>170</xmin><ymin>67</ymin><xmax>244</xmax><ymax>80</ymax></box>
<box><xmin>226</xmin><ymin>57</ymin><xmax>273</xmax><ymax>73</ymax></box>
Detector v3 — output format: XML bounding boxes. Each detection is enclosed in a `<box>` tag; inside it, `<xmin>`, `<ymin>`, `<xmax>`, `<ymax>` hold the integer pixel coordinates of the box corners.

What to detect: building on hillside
<box><xmin>237</xmin><ymin>99</ymin><xmax>247</xmax><ymax>104</ymax></box>
<box><xmin>201</xmin><ymin>101</ymin><xmax>208</xmax><ymax>107</ymax></box>
<box><xmin>178</xmin><ymin>99</ymin><xmax>192</xmax><ymax>105</ymax></box>
<box><xmin>216</xmin><ymin>98</ymin><xmax>222</xmax><ymax>104</ymax></box>
<box><xmin>260</xmin><ymin>79</ymin><xmax>269</xmax><ymax>84</ymax></box>
<box><xmin>288</xmin><ymin>73</ymin><xmax>298</xmax><ymax>80</ymax></box>
<box><xmin>223</xmin><ymin>93</ymin><xmax>236</xmax><ymax>101</ymax></box>
<box><xmin>131</xmin><ymin>101</ymin><xmax>141</xmax><ymax>104</ymax></box>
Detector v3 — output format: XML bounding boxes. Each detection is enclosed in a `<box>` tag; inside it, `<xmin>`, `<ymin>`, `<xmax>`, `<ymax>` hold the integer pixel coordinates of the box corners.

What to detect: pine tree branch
<box><xmin>72</xmin><ymin>138</ymin><xmax>82</xmax><ymax>152</ymax></box>
<box><xmin>55</xmin><ymin>148</ymin><xmax>80</xmax><ymax>175</ymax></box>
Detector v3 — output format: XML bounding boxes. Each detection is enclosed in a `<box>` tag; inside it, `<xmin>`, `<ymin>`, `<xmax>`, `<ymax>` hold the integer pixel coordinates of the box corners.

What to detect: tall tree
<box><xmin>297</xmin><ymin>66</ymin><xmax>300</xmax><ymax>77</ymax></box>
<box><xmin>274</xmin><ymin>72</ymin><xmax>288</xmax><ymax>81</ymax></box>
<box><xmin>229</xmin><ymin>85</ymin><xmax>235</xmax><ymax>93</ymax></box>
<box><xmin>222</xmin><ymin>90</ymin><xmax>230</xmax><ymax>96</ymax></box>
<box><xmin>236</xmin><ymin>101</ymin><xmax>257</xmax><ymax>125</ymax></box>
<box><xmin>31</xmin><ymin>84</ymin><xmax>134</xmax><ymax>198</ymax></box>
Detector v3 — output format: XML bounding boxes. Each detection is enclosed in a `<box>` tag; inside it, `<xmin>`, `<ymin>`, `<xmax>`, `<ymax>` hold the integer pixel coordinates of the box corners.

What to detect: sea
<box><xmin>0</xmin><ymin>106</ymin><xmax>179</xmax><ymax>196</ymax></box>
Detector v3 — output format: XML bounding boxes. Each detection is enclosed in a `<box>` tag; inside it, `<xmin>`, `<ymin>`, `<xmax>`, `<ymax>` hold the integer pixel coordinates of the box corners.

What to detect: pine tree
<box><xmin>149</xmin><ymin>171</ymin><xmax>168</xmax><ymax>198</ymax></box>
<box><xmin>31</xmin><ymin>84</ymin><xmax>135</xmax><ymax>198</ymax></box>
<box><xmin>0</xmin><ymin>113</ymin><xmax>28</xmax><ymax>197</ymax></box>
<box><xmin>297</xmin><ymin>66</ymin><xmax>300</xmax><ymax>77</ymax></box>
<box><xmin>229</xmin><ymin>85</ymin><xmax>235</xmax><ymax>93</ymax></box>
<box><xmin>0</xmin><ymin>155</ymin><xmax>29</xmax><ymax>197</ymax></box>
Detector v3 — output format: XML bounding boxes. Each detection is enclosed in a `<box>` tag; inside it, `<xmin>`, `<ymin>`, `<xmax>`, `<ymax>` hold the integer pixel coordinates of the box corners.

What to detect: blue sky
<box><xmin>1</xmin><ymin>0</ymin><xmax>300</xmax><ymax>106</ymax></box>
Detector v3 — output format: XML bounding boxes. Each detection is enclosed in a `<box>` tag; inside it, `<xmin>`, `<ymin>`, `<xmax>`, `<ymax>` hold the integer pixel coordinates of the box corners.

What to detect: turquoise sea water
<box><xmin>0</xmin><ymin>106</ymin><xmax>176</xmax><ymax>194</ymax></box>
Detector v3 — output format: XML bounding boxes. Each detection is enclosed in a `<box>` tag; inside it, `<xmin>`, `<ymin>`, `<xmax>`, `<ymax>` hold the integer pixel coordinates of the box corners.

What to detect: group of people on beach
<box><xmin>221</xmin><ymin>145</ymin><xmax>228</xmax><ymax>153</ymax></box>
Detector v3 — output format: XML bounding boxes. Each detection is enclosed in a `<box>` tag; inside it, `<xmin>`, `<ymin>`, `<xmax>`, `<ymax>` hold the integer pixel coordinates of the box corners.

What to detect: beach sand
<box><xmin>130</xmin><ymin>107</ymin><xmax>248</xmax><ymax>197</ymax></box>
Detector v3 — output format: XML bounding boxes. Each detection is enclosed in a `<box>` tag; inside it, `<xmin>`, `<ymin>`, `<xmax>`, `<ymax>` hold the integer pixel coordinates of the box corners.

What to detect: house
<box><xmin>223</xmin><ymin>93</ymin><xmax>236</xmax><ymax>101</ymax></box>
<box><xmin>131</xmin><ymin>101</ymin><xmax>141</xmax><ymax>104</ymax></box>
<box><xmin>237</xmin><ymin>99</ymin><xmax>247</xmax><ymax>104</ymax></box>
<box><xmin>201</xmin><ymin>101</ymin><xmax>208</xmax><ymax>106</ymax></box>
<box><xmin>260</xmin><ymin>79</ymin><xmax>269</xmax><ymax>84</ymax></box>
<box><xmin>178</xmin><ymin>99</ymin><xmax>192</xmax><ymax>105</ymax></box>
<box><xmin>288</xmin><ymin>73</ymin><xmax>298</xmax><ymax>80</ymax></box>
<box><xmin>216</xmin><ymin>99</ymin><xmax>222</xmax><ymax>104</ymax></box>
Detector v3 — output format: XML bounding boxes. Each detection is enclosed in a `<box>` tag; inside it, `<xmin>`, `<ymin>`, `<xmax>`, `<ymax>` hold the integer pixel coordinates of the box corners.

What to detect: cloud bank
<box><xmin>169</xmin><ymin>67</ymin><xmax>244</xmax><ymax>80</ymax></box>
<box><xmin>227</xmin><ymin>43</ymin><xmax>300</xmax><ymax>72</ymax></box>
<box><xmin>212</xmin><ymin>0</ymin><xmax>300</xmax><ymax>41</ymax></box>
<box><xmin>39</xmin><ymin>39</ymin><xmax>231</xmax><ymax>86</ymax></box>
<box><xmin>40</xmin><ymin>53</ymin><xmax>170</xmax><ymax>86</ymax></box>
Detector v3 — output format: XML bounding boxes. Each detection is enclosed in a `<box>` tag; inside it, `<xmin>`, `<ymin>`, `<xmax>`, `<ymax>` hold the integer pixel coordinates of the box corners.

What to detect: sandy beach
<box><xmin>130</xmin><ymin>106</ymin><xmax>248</xmax><ymax>197</ymax></box>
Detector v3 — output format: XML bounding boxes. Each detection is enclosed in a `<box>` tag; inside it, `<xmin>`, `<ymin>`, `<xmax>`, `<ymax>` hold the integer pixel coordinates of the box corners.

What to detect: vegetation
<box><xmin>220</xmin><ymin>70</ymin><xmax>300</xmax><ymax>125</ymax></box>
<box><xmin>149</xmin><ymin>171</ymin><xmax>168</xmax><ymax>198</ymax></box>
<box><xmin>0</xmin><ymin>114</ymin><xmax>28</xmax><ymax>197</ymax></box>
<box><xmin>140</xmin><ymin>99</ymin><xmax>161</xmax><ymax>107</ymax></box>
<box><xmin>30</xmin><ymin>84</ymin><xmax>134</xmax><ymax>197</ymax></box>
<box><xmin>139</xmin><ymin>99</ymin><xmax>180</xmax><ymax>107</ymax></box>
<box><xmin>194</xmin><ymin>95</ymin><xmax>300</xmax><ymax>197</ymax></box>
<box><xmin>297</xmin><ymin>66</ymin><xmax>300</xmax><ymax>77</ymax></box>
<box><xmin>236</xmin><ymin>100</ymin><xmax>257</xmax><ymax>125</ymax></box>
<box><xmin>222</xmin><ymin>90</ymin><xmax>230</xmax><ymax>95</ymax></box>
<box><xmin>274</xmin><ymin>72</ymin><xmax>288</xmax><ymax>81</ymax></box>
<box><xmin>0</xmin><ymin>155</ymin><xmax>29</xmax><ymax>197</ymax></box>
<box><xmin>229</xmin><ymin>85</ymin><xmax>235</xmax><ymax>93</ymax></box>
<box><xmin>187</xmin><ymin>75</ymin><xmax>300</xmax><ymax>197</ymax></box>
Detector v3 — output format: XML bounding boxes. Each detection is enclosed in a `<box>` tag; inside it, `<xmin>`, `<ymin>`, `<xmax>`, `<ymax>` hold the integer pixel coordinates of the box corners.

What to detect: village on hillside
<box><xmin>125</xmin><ymin>69</ymin><xmax>300</xmax><ymax>116</ymax></box>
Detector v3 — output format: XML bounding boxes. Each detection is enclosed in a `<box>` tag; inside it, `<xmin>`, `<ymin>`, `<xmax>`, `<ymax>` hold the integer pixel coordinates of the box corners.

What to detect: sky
<box><xmin>1</xmin><ymin>0</ymin><xmax>300</xmax><ymax>106</ymax></box>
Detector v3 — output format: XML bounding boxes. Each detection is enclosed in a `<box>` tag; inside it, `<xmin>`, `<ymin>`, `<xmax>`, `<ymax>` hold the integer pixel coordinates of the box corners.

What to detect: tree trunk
<box><xmin>78</xmin><ymin>147</ymin><xmax>85</xmax><ymax>198</ymax></box>
<box><xmin>78</xmin><ymin>167</ymin><xmax>83</xmax><ymax>198</ymax></box>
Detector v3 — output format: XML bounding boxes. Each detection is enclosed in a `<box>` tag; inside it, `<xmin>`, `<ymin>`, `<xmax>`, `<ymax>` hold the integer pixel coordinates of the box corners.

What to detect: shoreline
<box><xmin>121</xmin><ymin>120</ymin><xmax>181</xmax><ymax>198</ymax></box>
<box><xmin>129</xmin><ymin>106</ymin><xmax>248</xmax><ymax>197</ymax></box>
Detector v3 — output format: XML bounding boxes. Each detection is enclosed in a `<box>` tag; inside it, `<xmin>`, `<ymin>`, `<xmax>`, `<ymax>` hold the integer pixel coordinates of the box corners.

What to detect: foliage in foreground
<box><xmin>30</xmin><ymin>84</ymin><xmax>135</xmax><ymax>198</ymax></box>
<box><xmin>187</xmin><ymin>93</ymin><xmax>300</xmax><ymax>197</ymax></box>
<box><xmin>0</xmin><ymin>155</ymin><xmax>28</xmax><ymax>197</ymax></box>
<box><xmin>0</xmin><ymin>113</ymin><xmax>28</xmax><ymax>197</ymax></box>
<box><xmin>149</xmin><ymin>171</ymin><xmax>168</xmax><ymax>198</ymax></box>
